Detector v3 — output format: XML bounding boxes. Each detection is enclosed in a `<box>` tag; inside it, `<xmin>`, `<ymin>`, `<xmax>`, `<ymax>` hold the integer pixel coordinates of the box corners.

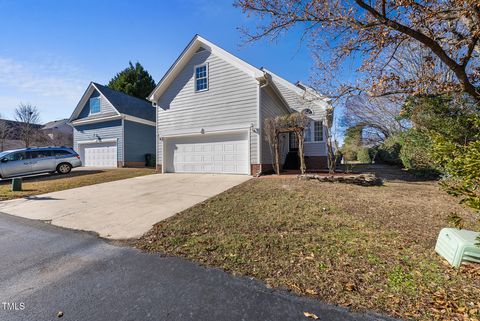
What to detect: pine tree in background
<box><xmin>107</xmin><ymin>62</ymin><xmax>156</xmax><ymax>100</ymax></box>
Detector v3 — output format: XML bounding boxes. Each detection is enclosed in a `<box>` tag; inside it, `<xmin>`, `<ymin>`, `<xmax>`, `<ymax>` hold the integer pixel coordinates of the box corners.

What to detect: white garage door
<box><xmin>80</xmin><ymin>142</ymin><xmax>117</xmax><ymax>167</ymax></box>
<box><xmin>165</xmin><ymin>132</ymin><xmax>249</xmax><ymax>174</ymax></box>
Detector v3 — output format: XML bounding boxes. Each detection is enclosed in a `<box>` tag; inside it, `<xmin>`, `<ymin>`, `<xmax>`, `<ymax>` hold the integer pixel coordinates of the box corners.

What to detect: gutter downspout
<box><xmin>152</xmin><ymin>100</ymin><xmax>160</xmax><ymax>173</ymax></box>
<box><xmin>256</xmin><ymin>71</ymin><xmax>270</xmax><ymax>177</ymax></box>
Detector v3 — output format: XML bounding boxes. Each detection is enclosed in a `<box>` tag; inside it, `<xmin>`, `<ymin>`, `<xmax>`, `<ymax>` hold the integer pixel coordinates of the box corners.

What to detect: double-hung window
<box><xmin>90</xmin><ymin>97</ymin><xmax>101</xmax><ymax>114</ymax></box>
<box><xmin>314</xmin><ymin>121</ymin><xmax>323</xmax><ymax>142</ymax></box>
<box><xmin>195</xmin><ymin>63</ymin><xmax>208</xmax><ymax>92</ymax></box>
<box><xmin>304</xmin><ymin>122</ymin><xmax>312</xmax><ymax>142</ymax></box>
<box><xmin>304</xmin><ymin>120</ymin><xmax>323</xmax><ymax>142</ymax></box>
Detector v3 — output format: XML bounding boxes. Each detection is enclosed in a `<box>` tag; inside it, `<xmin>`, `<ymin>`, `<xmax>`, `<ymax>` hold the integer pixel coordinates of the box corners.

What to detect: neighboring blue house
<box><xmin>69</xmin><ymin>82</ymin><xmax>156</xmax><ymax>167</ymax></box>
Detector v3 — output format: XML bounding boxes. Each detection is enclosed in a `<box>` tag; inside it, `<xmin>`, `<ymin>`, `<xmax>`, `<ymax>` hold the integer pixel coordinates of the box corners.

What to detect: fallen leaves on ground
<box><xmin>137</xmin><ymin>165</ymin><xmax>480</xmax><ymax>321</ymax></box>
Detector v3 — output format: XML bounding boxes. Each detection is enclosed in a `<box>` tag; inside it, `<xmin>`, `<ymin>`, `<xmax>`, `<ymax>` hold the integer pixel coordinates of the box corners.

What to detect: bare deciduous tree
<box><xmin>0</xmin><ymin>114</ymin><xmax>11</xmax><ymax>152</ymax></box>
<box><xmin>343</xmin><ymin>95</ymin><xmax>408</xmax><ymax>144</ymax></box>
<box><xmin>264</xmin><ymin>118</ymin><xmax>281</xmax><ymax>174</ymax></box>
<box><xmin>324</xmin><ymin>107</ymin><xmax>340</xmax><ymax>174</ymax></box>
<box><xmin>235</xmin><ymin>0</ymin><xmax>480</xmax><ymax>102</ymax></box>
<box><xmin>264</xmin><ymin>112</ymin><xmax>311</xmax><ymax>175</ymax></box>
<box><xmin>14</xmin><ymin>103</ymin><xmax>41</xmax><ymax>148</ymax></box>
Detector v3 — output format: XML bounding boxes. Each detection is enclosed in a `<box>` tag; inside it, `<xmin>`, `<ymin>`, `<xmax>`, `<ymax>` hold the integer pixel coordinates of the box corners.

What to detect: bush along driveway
<box><xmin>137</xmin><ymin>166</ymin><xmax>480</xmax><ymax>321</ymax></box>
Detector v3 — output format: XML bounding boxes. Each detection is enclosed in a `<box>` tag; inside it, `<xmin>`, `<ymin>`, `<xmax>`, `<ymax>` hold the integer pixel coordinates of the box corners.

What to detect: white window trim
<box><xmin>89</xmin><ymin>97</ymin><xmax>101</xmax><ymax>115</ymax></box>
<box><xmin>304</xmin><ymin>120</ymin><xmax>325</xmax><ymax>143</ymax></box>
<box><xmin>194</xmin><ymin>63</ymin><xmax>209</xmax><ymax>92</ymax></box>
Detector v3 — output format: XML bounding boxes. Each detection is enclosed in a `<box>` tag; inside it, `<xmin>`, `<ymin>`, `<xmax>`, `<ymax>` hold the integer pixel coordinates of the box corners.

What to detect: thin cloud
<box><xmin>0</xmin><ymin>56</ymin><xmax>88</xmax><ymax>101</ymax></box>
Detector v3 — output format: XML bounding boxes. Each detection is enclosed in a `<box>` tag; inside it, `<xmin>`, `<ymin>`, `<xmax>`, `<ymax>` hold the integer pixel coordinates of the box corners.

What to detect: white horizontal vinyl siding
<box><xmin>305</xmin><ymin>141</ymin><xmax>327</xmax><ymax>156</ymax></box>
<box><xmin>157</xmin><ymin>50</ymin><xmax>259</xmax><ymax>165</ymax></box>
<box><xmin>272</xmin><ymin>79</ymin><xmax>329</xmax><ymax>157</ymax></box>
<box><xmin>272</xmin><ymin>81</ymin><xmax>328</xmax><ymax>121</ymax></box>
<box><xmin>260</xmin><ymin>87</ymin><xmax>289</xmax><ymax>164</ymax></box>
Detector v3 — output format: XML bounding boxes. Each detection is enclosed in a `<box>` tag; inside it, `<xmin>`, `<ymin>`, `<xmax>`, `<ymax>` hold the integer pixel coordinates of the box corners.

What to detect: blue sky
<box><xmin>0</xmin><ymin>0</ymin><xmax>312</xmax><ymax>122</ymax></box>
<box><xmin>0</xmin><ymin>0</ymin><xmax>319</xmax><ymax>123</ymax></box>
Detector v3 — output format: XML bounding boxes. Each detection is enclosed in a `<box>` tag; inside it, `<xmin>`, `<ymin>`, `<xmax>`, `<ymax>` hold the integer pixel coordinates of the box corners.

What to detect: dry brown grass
<box><xmin>0</xmin><ymin>168</ymin><xmax>155</xmax><ymax>201</ymax></box>
<box><xmin>137</xmin><ymin>165</ymin><xmax>480</xmax><ymax>320</ymax></box>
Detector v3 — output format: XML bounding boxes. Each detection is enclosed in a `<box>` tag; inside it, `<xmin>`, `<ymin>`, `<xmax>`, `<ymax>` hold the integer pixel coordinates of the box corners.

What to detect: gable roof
<box><xmin>262</xmin><ymin>68</ymin><xmax>331</xmax><ymax>118</ymax></box>
<box><xmin>148</xmin><ymin>34</ymin><xmax>264</xmax><ymax>103</ymax></box>
<box><xmin>42</xmin><ymin>119</ymin><xmax>71</xmax><ymax>130</ymax></box>
<box><xmin>70</xmin><ymin>82</ymin><xmax>156</xmax><ymax>122</ymax></box>
<box><xmin>148</xmin><ymin>35</ymin><xmax>331</xmax><ymax>116</ymax></box>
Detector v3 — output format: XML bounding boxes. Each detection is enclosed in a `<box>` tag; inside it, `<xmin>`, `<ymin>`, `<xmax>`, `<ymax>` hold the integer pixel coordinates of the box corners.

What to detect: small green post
<box><xmin>11</xmin><ymin>178</ymin><xmax>22</xmax><ymax>192</ymax></box>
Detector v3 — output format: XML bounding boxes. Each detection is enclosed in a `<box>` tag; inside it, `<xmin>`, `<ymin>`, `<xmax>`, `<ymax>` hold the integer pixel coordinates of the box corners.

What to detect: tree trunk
<box><xmin>325</xmin><ymin>126</ymin><xmax>336</xmax><ymax>174</ymax></box>
<box><xmin>274</xmin><ymin>138</ymin><xmax>280</xmax><ymax>175</ymax></box>
<box><xmin>296</xmin><ymin>130</ymin><xmax>306</xmax><ymax>174</ymax></box>
<box><xmin>327</xmin><ymin>139</ymin><xmax>335</xmax><ymax>174</ymax></box>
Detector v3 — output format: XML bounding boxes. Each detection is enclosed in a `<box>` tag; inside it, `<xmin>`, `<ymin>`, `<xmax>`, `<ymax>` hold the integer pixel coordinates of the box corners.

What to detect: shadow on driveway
<box><xmin>0</xmin><ymin>170</ymin><xmax>105</xmax><ymax>185</ymax></box>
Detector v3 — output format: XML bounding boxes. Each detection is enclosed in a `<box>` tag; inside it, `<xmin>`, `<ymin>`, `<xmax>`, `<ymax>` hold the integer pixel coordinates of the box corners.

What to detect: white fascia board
<box><xmin>262</xmin><ymin>68</ymin><xmax>331</xmax><ymax>105</ymax></box>
<box><xmin>91</xmin><ymin>83</ymin><xmax>121</xmax><ymax>116</ymax></box>
<box><xmin>198</xmin><ymin>36</ymin><xmax>263</xmax><ymax>79</ymax></box>
<box><xmin>69</xmin><ymin>83</ymin><xmax>95</xmax><ymax>122</ymax></box>
<box><xmin>123</xmin><ymin>115</ymin><xmax>156</xmax><ymax>127</ymax></box>
<box><xmin>148</xmin><ymin>34</ymin><xmax>263</xmax><ymax>103</ymax></box>
<box><xmin>264</xmin><ymin>76</ymin><xmax>293</xmax><ymax>114</ymax></box>
<box><xmin>70</xmin><ymin>82</ymin><xmax>122</xmax><ymax>122</ymax></box>
<box><xmin>70</xmin><ymin>115</ymin><xmax>122</xmax><ymax>126</ymax></box>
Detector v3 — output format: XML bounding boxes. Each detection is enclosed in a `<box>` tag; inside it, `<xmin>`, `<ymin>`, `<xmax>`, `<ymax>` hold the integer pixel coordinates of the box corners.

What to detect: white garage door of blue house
<box><xmin>165</xmin><ymin>131</ymin><xmax>248</xmax><ymax>174</ymax></box>
<box><xmin>80</xmin><ymin>142</ymin><xmax>117</xmax><ymax>167</ymax></box>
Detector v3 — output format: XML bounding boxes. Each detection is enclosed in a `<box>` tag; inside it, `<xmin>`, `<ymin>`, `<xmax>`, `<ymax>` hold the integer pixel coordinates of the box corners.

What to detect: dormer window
<box><xmin>302</xmin><ymin>108</ymin><xmax>313</xmax><ymax>115</ymax></box>
<box><xmin>195</xmin><ymin>63</ymin><xmax>208</xmax><ymax>92</ymax></box>
<box><xmin>89</xmin><ymin>97</ymin><xmax>101</xmax><ymax>114</ymax></box>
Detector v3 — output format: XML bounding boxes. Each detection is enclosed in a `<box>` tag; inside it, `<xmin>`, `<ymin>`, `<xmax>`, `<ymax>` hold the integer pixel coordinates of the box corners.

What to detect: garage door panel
<box><xmin>80</xmin><ymin>142</ymin><xmax>117</xmax><ymax>167</ymax></box>
<box><xmin>166</xmin><ymin>132</ymin><xmax>248</xmax><ymax>174</ymax></box>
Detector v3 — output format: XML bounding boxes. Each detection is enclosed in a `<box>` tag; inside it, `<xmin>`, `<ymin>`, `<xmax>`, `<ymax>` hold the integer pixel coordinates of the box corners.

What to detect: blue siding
<box><xmin>77</xmin><ymin>89</ymin><xmax>117</xmax><ymax>120</ymax></box>
<box><xmin>123</xmin><ymin>120</ymin><xmax>156</xmax><ymax>163</ymax></box>
<box><xmin>73</xmin><ymin>119</ymin><xmax>124</xmax><ymax>162</ymax></box>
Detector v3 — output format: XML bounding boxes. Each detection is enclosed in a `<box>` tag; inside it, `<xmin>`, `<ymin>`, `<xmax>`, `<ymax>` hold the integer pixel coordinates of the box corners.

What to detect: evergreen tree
<box><xmin>107</xmin><ymin>62</ymin><xmax>156</xmax><ymax>100</ymax></box>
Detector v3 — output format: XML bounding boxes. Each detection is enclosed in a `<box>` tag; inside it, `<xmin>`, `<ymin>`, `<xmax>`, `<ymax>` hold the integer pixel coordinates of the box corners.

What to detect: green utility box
<box><xmin>11</xmin><ymin>178</ymin><xmax>22</xmax><ymax>191</ymax></box>
<box><xmin>435</xmin><ymin>228</ymin><xmax>480</xmax><ymax>267</ymax></box>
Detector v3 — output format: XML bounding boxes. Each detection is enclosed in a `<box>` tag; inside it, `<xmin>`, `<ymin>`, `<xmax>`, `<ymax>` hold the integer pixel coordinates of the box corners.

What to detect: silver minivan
<box><xmin>0</xmin><ymin>147</ymin><xmax>82</xmax><ymax>179</ymax></box>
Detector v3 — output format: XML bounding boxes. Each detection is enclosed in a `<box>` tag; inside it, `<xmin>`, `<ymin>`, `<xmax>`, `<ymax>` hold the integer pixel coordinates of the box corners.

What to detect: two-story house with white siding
<box><xmin>148</xmin><ymin>35</ymin><xmax>332</xmax><ymax>175</ymax></box>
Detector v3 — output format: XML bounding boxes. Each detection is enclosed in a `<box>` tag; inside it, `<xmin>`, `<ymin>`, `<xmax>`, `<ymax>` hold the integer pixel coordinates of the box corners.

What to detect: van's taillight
<box><xmin>76</xmin><ymin>155</ymin><xmax>81</xmax><ymax>159</ymax></box>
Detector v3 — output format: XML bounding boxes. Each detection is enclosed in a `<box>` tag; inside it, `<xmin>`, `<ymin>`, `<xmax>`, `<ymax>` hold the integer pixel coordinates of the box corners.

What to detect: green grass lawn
<box><xmin>137</xmin><ymin>165</ymin><xmax>480</xmax><ymax>321</ymax></box>
<box><xmin>0</xmin><ymin>168</ymin><xmax>155</xmax><ymax>201</ymax></box>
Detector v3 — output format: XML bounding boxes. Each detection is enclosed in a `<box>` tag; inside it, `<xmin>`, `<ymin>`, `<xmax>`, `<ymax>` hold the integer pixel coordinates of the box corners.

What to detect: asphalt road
<box><xmin>0</xmin><ymin>213</ymin><xmax>398</xmax><ymax>321</ymax></box>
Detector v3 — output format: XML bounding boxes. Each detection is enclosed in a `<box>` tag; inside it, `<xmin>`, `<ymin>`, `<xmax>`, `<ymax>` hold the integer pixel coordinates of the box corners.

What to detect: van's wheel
<box><xmin>57</xmin><ymin>163</ymin><xmax>72</xmax><ymax>174</ymax></box>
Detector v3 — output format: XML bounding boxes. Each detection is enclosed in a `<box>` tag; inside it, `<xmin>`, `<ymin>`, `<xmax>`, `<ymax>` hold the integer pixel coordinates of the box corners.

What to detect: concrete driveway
<box><xmin>0</xmin><ymin>174</ymin><xmax>250</xmax><ymax>239</ymax></box>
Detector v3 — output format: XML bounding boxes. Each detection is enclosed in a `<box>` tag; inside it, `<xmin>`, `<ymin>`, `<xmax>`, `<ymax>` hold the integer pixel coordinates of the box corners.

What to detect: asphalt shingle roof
<box><xmin>93</xmin><ymin>83</ymin><xmax>156</xmax><ymax>122</ymax></box>
<box><xmin>42</xmin><ymin>119</ymin><xmax>69</xmax><ymax>129</ymax></box>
